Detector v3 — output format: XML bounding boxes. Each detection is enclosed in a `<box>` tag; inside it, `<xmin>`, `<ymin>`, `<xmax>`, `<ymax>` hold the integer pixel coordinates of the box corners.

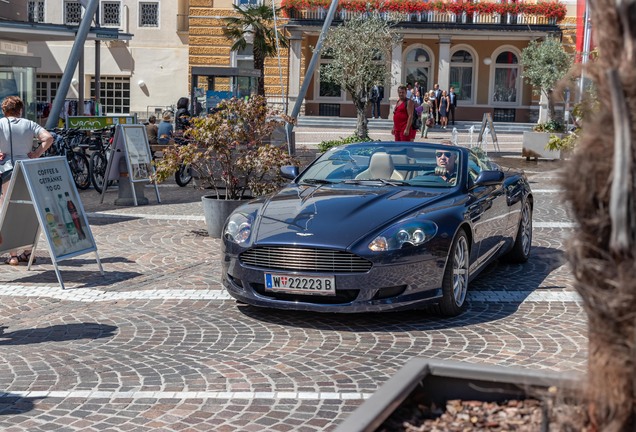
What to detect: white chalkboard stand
<box><xmin>100</xmin><ymin>125</ymin><xmax>161</xmax><ymax>206</ymax></box>
<box><xmin>0</xmin><ymin>158</ymin><xmax>104</xmax><ymax>290</ymax></box>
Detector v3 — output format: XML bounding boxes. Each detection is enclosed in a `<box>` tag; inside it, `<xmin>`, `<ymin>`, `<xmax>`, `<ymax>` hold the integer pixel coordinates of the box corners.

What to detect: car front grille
<box><xmin>239</xmin><ymin>246</ymin><xmax>372</xmax><ymax>273</ymax></box>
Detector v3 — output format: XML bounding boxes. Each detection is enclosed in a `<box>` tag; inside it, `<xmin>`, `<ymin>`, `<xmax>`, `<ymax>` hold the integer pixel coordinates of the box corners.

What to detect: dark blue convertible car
<box><xmin>221</xmin><ymin>142</ymin><xmax>532</xmax><ymax>316</ymax></box>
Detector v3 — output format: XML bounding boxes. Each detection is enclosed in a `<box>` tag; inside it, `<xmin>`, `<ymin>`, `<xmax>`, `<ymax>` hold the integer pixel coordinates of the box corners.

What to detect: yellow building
<box><xmin>188</xmin><ymin>0</ymin><xmax>578</xmax><ymax>122</ymax></box>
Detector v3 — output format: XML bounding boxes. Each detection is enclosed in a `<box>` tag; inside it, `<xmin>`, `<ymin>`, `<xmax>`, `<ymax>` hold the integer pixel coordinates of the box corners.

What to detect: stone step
<box><xmin>296</xmin><ymin>116</ymin><xmax>535</xmax><ymax>134</ymax></box>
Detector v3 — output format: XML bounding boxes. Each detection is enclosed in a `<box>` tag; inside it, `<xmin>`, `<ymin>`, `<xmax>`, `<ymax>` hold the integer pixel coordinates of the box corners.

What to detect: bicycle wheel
<box><xmin>90</xmin><ymin>151</ymin><xmax>108</xmax><ymax>193</ymax></box>
<box><xmin>71</xmin><ymin>152</ymin><xmax>91</xmax><ymax>190</ymax></box>
<box><xmin>175</xmin><ymin>163</ymin><xmax>193</xmax><ymax>187</ymax></box>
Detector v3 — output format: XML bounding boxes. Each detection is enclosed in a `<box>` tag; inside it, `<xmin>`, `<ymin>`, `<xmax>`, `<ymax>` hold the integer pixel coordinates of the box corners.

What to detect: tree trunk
<box><xmin>546</xmin><ymin>88</ymin><xmax>557</xmax><ymax>123</ymax></box>
<box><xmin>561</xmin><ymin>0</ymin><xmax>636</xmax><ymax>428</ymax></box>
<box><xmin>254</xmin><ymin>52</ymin><xmax>266</xmax><ymax>97</ymax></box>
<box><xmin>354</xmin><ymin>99</ymin><xmax>369</xmax><ymax>139</ymax></box>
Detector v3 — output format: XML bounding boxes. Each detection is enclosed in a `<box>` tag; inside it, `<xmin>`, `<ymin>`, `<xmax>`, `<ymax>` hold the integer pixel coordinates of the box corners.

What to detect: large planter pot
<box><xmin>201</xmin><ymin>195</ymin><xmax>249</xmax><ymax>238</ymax></box>
<box><xmin>522</xmin><ymin>131</ymin><xmax>564</xmax><ymax>160</ymax></box>
<box><xmin>335</xmin><ymin>359</ymin><xmax>582</xmax><ymax>432</ymax></box>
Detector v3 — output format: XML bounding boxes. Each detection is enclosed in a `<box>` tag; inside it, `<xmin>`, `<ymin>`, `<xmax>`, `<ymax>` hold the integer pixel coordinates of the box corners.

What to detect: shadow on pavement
<box><xmin>237</xmin><ymin>245</ymin><xmax>567</xmax><ymax>331</ymax></box>
<box><xmin>0</xmin><ymin>323</ymin><xmax>117</xmax><ymax>345</ymax></box>
<box><xmin>0</xmin><ymin>395</ymin><xmax>37</xmax><ymax>416</ymax></box>
<box><xmin>10</xmin><ymin>270</ymin><xmax>143</xmax><ymax>288</ymax></box>
<box><xmin>472</xmin><ymin>245</ymin><xmax>566</xmax><ymax>291</ymax></box>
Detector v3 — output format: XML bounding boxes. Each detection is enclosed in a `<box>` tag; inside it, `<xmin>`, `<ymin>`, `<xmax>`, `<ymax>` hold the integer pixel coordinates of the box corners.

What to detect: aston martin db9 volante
<box><xmin>221</xmin><ymin>142</ymin><xmax>532</xmax><ymax>316</ymax></box>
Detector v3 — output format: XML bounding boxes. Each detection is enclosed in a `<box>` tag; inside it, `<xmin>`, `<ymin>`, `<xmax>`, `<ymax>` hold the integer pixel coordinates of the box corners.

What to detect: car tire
<box><xmin>503</xmin><ymin>199</ymin><xmax>532</xmax><ymax>264</ymax></box>
<box><xmin>437</xmin><ymin>230</ymin><xmax>470</xmax><ymax>317</ymax></box>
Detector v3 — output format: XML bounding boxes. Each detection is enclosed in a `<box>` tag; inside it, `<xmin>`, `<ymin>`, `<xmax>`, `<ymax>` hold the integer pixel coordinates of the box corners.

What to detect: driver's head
<box><xmin>435</xmin><ymin>149</ymin><xmax>457</xmax><ymax>174</ymax></box>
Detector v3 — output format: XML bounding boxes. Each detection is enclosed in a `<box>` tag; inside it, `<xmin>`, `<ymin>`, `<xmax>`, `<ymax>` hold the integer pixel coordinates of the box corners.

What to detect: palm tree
<box><xmin>223</xmin><ymin>5</ymin><xmax>289</xmax><ymax>97</ymax></box>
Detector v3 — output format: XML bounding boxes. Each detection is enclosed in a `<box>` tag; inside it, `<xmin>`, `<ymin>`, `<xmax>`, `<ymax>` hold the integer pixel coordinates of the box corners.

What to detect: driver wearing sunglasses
<box><xmin>434</xmin><ymin>150</ymin><xmax>457</xmax><ymax>184</ymax></box>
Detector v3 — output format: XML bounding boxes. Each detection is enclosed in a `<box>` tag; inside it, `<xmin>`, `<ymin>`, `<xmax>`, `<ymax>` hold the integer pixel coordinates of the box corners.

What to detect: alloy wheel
<box><xmin>452</xmin><ymin>235</ymin><xmax>469</xmax><ymax>306</ymax></box>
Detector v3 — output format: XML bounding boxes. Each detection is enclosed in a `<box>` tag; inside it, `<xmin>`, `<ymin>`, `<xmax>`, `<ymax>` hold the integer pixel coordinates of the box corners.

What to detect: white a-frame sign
<box><xmin>0</xmin><ymin>157</ymin><xmax>104</xmax><ymax>289</ymax></box>
<box><xmin>99</xmin><ymin>124</ymin><xmax>161</xmax><ymax>206</ymax></box>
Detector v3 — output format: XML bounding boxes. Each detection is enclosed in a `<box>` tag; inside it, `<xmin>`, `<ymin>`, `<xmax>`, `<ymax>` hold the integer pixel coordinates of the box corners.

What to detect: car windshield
<box><xmin>298</xmin><ymin>144</ymin><xmax>462</xmax><ymax>188</ymax></box>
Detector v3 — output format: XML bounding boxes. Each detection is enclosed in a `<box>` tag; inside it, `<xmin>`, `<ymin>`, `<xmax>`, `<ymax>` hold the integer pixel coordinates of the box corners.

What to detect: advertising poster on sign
<box><xmin>21</xmin><ymin>158</ymin><xmax>95</xmax><ymax>258</ymax></box>
<box><xmin>206</xmin><ymin>91</ymin><xmax>232</xmax><ymax>114</ymax></box>
<box><xmin>122</xmin><ymin>125</ymin><xmax>152</xmax><ymax>181</ymax></box>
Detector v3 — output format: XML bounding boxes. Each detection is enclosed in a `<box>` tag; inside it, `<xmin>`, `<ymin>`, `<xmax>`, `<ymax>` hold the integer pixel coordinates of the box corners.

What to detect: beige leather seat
<box><xmin>355</xmin><ymin>152</ymin><xmax>404</xmax><ymax>180</ymax></box>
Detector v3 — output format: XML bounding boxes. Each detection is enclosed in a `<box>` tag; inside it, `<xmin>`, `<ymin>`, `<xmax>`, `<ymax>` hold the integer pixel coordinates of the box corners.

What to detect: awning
<box><xmin>0</xmin><ymin>19</ymin><xmax>134</xmax><ymax>43</ymax></box>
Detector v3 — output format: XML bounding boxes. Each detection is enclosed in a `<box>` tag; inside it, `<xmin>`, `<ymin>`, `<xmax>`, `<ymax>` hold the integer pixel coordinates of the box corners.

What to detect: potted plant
<box><xmin>520</xmin><ymin>36</ymin><xmax>572</xmax><ymax>160</ymax></box>
<box><xmin>153</xmin><ymin>96</ymin><xmax>297</xmax><ymax>237</ymax></box>
<box><xmin>522</xmin><ymin>119</ymin><xmax>566</xmax><ymax>160</ymax></box>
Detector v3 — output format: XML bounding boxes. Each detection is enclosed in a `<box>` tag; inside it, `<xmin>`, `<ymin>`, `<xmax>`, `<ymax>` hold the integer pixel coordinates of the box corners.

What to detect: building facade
<box><xmin>25</xmin><ymin>0</ymin><xmax>190</xmax><ymax>121</ymax></box>
<box><xmin>188</xmin><ymin>0</ymin><xmax>579</xmax><ymax>122</ymax></box>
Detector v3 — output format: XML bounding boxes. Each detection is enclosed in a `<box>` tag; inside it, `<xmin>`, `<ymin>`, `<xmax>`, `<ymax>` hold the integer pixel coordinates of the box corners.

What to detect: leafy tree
<box><xmin>223</xmin><ymin>5</ymin><xmax>289</xmax><ymax>97</ymax></box>
<box><xmin>320</xmin><ymin>15</ymin><xmax>401</xmax><ymax>139</ymax></box>
<box><xmin>520</xmin><ymin>36</ymin><xmax>572</xmax><ymax>123</ymax></box>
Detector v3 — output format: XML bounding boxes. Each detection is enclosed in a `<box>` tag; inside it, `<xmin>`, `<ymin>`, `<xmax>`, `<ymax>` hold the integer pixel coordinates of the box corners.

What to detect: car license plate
<box><xmin>264</xmin><ymin>273</ymin><xmax>335</xmax><ymax>296</ymax></box>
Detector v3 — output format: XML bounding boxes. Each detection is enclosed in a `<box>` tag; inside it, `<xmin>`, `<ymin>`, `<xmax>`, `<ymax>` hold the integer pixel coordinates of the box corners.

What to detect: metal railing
<box><xmin>287</xmin><ymin>9</ymin><xmax>557</xmax><ymax>25</ymax></box>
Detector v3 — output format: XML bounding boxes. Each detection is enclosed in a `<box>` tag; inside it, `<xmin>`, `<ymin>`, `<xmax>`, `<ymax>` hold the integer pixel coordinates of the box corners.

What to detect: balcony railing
<box><xmin>286</xmin><ymin>8</ymin><xmax>558</xmax><ymax>25</ymax></box>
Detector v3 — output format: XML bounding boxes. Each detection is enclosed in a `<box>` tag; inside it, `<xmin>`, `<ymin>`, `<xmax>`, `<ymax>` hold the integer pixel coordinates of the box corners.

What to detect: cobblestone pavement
<box><xmin>0</xmin><ymin>132</ymin><xmax>584</xmax><ymax>431</ymax></box>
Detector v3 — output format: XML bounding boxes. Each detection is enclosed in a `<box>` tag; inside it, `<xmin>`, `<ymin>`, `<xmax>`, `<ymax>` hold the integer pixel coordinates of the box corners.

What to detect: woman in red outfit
<box><xmin>392</xmin><ymin>85</ymin><xmax>416</xmax><ymax>141</ymax></box>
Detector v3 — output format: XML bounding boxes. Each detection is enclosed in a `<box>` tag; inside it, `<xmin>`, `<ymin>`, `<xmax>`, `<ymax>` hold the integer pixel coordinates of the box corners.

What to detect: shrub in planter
<box><xmin>152</xmin><ymin>96</ymin><xmax>298</xmax><ymax>200</ymax></box>
<box><xmin>532</xmin><ymin>119</ymin><xmax>565</xmax><ymax>133</ymax></box>
<box><xmin>318</xmin><ymin>135</ymin><xmax>376</xmax><ymax>153</ymax></box>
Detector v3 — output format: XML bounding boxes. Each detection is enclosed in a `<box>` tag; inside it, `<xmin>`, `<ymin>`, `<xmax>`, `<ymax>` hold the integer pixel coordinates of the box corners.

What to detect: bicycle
<box><xmin>88</xmin><ymin>126</ymin><xmax>116</xmax><ymax>194</ymax></box>
<box><xmin>46</xmin><ymin>128</ymin><xmax>91</xmax><ymax>190</ymax></box>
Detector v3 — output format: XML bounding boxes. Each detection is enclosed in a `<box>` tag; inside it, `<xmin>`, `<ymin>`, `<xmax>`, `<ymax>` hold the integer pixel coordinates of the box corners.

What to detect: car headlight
<box><xmin>368</xmin><ymin>220</ymin><xmax>438</xmax><ymax>251</ymax></box>
<box><xmin>224</xmin><ymin>211</ymin><xmax>256</xmax><ymax>245</ymax></box>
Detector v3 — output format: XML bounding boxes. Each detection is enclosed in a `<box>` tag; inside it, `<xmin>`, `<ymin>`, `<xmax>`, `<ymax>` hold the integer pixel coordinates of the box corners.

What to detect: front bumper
<box><xmin>222</xmin><ymin>254</ymin><xmax>445</xmax><ymax>313</ymax></box>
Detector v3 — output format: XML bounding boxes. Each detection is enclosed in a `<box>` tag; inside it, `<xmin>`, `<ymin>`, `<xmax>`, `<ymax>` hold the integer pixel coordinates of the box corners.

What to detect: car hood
<box><xmin>253</xmin><ymin>184</ymin><xmax>448</xmax><ymax>247</ymax></box>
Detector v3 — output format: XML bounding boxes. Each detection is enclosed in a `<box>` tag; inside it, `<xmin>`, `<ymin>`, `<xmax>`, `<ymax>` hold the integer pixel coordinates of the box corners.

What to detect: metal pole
<box><xmin>95</xmin><ymin>5</ymin><xmax>101</xmax><ymax>115</ymax></box>
<box><xmin>284</xmin><ymin>0</ymin><xmax>340</xmax><ymax>155</ymax></box>
<box><xmin>45</xmin><ymin>0</ymin><xmax>99</xmax><ymax>129</ymax></box>
<box><xmin>78</xmin><ymin>51</ymin><xmax>84</xmax><ymax>108</ymax></box>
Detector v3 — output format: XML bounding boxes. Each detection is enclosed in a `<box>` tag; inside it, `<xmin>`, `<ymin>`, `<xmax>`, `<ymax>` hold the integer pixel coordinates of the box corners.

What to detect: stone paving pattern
<box><xmin>0</xmin><ymin>129</ymin><xmax>586</xmax><ymax>431</ymax></box>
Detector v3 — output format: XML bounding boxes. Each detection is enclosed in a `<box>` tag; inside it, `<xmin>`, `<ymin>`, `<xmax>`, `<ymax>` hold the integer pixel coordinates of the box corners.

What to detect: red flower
<box><xmin>281</xmin><ymin>0</ymin><xmax>567</xmax><ymax>23</ymax></box>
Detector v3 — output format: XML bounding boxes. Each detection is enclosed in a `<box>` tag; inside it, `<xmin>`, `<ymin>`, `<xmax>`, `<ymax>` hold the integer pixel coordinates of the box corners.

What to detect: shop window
<box><xmin>449</xmin><ymin>49</ymin><xmax>474</xmax><ymax>103</ymax></box>
<box><xmin>492</xmin><ymin>50</ymin><xmax>521</xmax><ymax>104</ymax></box>
<box><xmin>404</xmin><ymin>47</ymin><xmax>431</xmax><ymax>91</ymax></box>
<box><xmin>36</xmin><ymin>74</ymin><xmax>61</xmax><ymax>103</ymax></box>
<box><xmin>90</xmin><ymin>76</ymin><xmax>130</xmax><ymax>114</ymax></box>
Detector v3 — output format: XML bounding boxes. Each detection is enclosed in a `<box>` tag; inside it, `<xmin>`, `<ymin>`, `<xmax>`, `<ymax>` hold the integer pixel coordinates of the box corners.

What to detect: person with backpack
<box><xmin>392</xmin><ymin>85</ymin><xmax>416</xmax><ymax>141</ymax></box>
<box><xmin>175</xmin><ymin>97</ymin><xmax>191</xmax><ymax>134</ymax></box>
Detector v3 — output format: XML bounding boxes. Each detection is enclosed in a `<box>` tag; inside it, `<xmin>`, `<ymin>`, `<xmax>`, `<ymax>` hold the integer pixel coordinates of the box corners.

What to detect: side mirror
<box><xmin>280</xmin><ymin>166</ymin><xmax>299</xmax><ymax>180</ymax></box>
<box><xmin>474</xmin><ymin>169</ymin><xmax>504</xmax><ymax>187</ymax></box>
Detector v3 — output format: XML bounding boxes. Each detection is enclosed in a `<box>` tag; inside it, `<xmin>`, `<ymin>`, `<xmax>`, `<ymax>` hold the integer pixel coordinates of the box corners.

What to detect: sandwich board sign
<box><xmin>477</xmin><ymin>112</ymin><xmax>501</xmax><ymax>152</ymax></box>
<box><xmin>99</xmin><ymin>124</ymin><xmax>161</xmax><ymax>206</ymax></box>
<box><xmin>0</xmin><ymin>157</ymin><xmax>104</xmax><ymax>289</ymax></box>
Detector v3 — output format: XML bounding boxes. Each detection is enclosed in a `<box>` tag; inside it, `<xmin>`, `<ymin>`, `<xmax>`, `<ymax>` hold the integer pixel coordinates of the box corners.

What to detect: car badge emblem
<box><xmin>296</xmin><ymin>233</ymin><xmax>313</xmax><ymax>236</ymax></box>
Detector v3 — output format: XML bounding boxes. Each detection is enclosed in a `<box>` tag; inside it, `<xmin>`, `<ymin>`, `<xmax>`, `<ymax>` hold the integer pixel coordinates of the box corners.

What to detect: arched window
<box><xmin>404</xmin><ymin>47</ymin><xmax>432</xmax><ymax>91</ymax></box>
<box><xmin>492</xmin><ymin>50</ymin><xmax>521</xmax><ymax>104</ymax></box>
<box><xmin>449</xmin><ymin>49</ymin><xmax>474</xmax><ymax>103</ymax></box>
<box><xmin>317</xmin><ymin>49</ymin><xmax>343</xmax><ymax>99</ymax></box>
